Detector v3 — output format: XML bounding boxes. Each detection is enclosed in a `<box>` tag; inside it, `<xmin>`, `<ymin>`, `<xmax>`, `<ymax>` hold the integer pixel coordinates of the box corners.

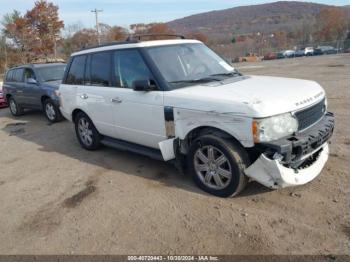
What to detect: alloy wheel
<box><xmin>45</xmin><ymin>103</ymin><xmax>56</xmax><ymax>121</ymax></box>
<box><xmin>78</xmin><ymin>117</ymin><xmax>93</xmax><ymax>146</ymax></box>
<box><xmin>9</xmin><ymin>99</ymin><xmax>17</xmax><ymax>115</ymax></box>
<box><xmin>194</xmin><ymin>145</ymin><xmax>232</xmax><ymax>190</ymax></box>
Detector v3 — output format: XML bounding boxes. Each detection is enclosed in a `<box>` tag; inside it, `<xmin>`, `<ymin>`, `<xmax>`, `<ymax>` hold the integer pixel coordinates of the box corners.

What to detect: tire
<box><xmin>188</xmin><ymin>135</ymin><xmax>249</xmax><ymax>197</ymax></box>
<box><xmin>8</xmin><ymin>96</ymin><xmax>24</xmax><ymax>116</ymax></box>
<box><xmin>43</xmin><ymin>98</ymin><xmax>63</xmax><ymax>123</ymax></box>
<box><xmin>74</xmin><ymin>112</ymin><xmax>101</xmax><ymax>150</ymax></box>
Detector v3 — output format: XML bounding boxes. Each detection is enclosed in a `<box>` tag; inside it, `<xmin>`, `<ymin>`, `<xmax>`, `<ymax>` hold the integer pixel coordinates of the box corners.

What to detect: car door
<box><xmin>110</xmin><ymin>49</ymin><xmax>167</xmax><ymax>149</ymax></box>
<box><xmin>11</xmin><ymin>68</ymin><xmax>26</xmax><ymax>104</ymax></box>
<box><xmin>60</xmin><ymin>55</ymin><xmax>86</xmax><ymax>122</ymax></box>
<box><xmin>2</xmin><ymin>70</ymin><xmax>16</xmax><ymax>99</ymax></box>
<box><xmin>23</xmin><ymin>67</ymin><xmax>41</xmax><ymax>108</ymax></box>
<box><xmin>75</xmin><ymin>52</ymin><xmax>117</xmax><ymax>138</ymax></box>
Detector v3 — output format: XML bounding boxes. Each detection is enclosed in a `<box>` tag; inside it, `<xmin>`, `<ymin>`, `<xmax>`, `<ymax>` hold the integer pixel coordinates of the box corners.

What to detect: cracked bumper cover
<box><xmin>245</xmin><ymin>112</ymin><xmax>334</xmax><ymax>189</ymax></box>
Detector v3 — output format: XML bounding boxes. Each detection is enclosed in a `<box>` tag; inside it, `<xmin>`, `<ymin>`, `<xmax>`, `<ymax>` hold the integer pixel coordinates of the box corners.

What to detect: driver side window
<box><xmin>113</xmin><ymin>49</ymin><xmax>154</xmax><ymax>88</ymax></box>
<box><xmin>24</xmin><ymin>68</ymin><xmax>36</xmax><ymax>82</ymax></box>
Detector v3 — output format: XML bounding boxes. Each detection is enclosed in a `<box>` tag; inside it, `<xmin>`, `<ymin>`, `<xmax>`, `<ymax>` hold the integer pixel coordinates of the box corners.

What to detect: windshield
<box><xmin>36</xmin><ymin>65</ymin><xmax>66</xmax><ymax>82</ymax></box>
<box><xmin>146</xmin><ymin>43</ymin><xmax>238</xmax><ymax>89</ymax></box>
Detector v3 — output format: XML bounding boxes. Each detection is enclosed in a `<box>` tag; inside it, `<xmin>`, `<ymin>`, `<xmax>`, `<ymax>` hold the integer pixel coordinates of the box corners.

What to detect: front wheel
<box><xmin>188</xmin><ymin>135</ymin><xmax>249</xmax><ymax>197</ymax></box>
<box><xmin>74</xmin><ymin>112</ymin><xmax>101</xmax><ymax>150</ymax></box>
<box><xmin>43</xmin><ymin>99</ymin><xmax>63</xmax><ymax>123</ymax></box>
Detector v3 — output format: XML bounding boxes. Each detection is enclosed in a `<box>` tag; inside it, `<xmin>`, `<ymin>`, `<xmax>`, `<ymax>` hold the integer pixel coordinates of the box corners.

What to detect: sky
<box><xmin>0</xmin><ymin>0</ymin><xmax>349</xmax><ymax>29</ymax></box>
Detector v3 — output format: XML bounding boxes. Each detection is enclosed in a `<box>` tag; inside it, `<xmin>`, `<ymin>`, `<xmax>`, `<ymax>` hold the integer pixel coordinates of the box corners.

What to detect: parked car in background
<box><xmin>59</xmin><ymin>37</ymin><xmax>334</xmax><ymax>197</ymax></box>
<box><xmin>304</xmin><ymin>47</ymin><xmax>314</xmax><ymax>56</ymax></box>
<box><xmin>295</xmin><ymin>49</ymin><xmax>305</xmax><ymax>57</ymax></box>
<box><xmin>0</xmin><ymin>89</ymin><xmax>7</xmax><ymax>108</ymax></box>
<box><xmin>276</xmin><ymin>52</ymin><xmax>285</xmax><ymax>59</ymax></box>
<box><xmin>263</xmin><ymin>52</ymin><xmax>277</xmax><ymax>60</ymax></box>
<box><xmin>313</xmin><ymin>48</ymin><xmax>323</xmax><ymax>56</ymax></box>
<box><xmin>237</xmin><ymin>53</ymin><xmax>262</xmax><ymax>62</ymax></box>
<box><xmin>2</xmin><ymin>63</ymin><xmax>66</xmax><ymax>122</ymax></box>
<box><xmin>317</xmin><ymin>46</ymin><xmax>337</xmax><ymax>55</ymax></box>
<box><xmin>283</xmin><ymin>50</ymin><xmax>295</xmax><ymax>58</ymax></box>
<box><xmin>0</xmin><ymin>80</ymin><xmax>7</xmax><ymax>107</ymax></box>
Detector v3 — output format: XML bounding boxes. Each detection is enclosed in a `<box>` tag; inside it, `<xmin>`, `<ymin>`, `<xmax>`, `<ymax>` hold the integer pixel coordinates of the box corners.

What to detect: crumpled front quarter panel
<box><xmin>173</xmin><ymin>108</ymin><xmax>254</xmax><ymax>148</ymax></box>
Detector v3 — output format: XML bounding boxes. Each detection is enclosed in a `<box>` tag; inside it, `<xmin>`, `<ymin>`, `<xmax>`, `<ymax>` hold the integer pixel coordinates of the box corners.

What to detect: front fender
<box><xmin>173</xmin><ymin>108</ymin><xmax>254</xmax><ymax>148</ymax></box>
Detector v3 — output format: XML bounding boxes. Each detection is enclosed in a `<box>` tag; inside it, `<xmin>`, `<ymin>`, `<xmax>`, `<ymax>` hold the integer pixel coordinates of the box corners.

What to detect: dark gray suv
<box><xmin>3</xmin><ymin>63</ymin><xmax>66</xmax><ymax>122</ymax></box>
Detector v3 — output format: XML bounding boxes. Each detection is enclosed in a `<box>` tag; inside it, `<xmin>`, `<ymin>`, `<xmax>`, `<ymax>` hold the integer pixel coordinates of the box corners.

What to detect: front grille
<box><xmin>295</xmin><ymin>98</ymin><xmax>326</xmax><ymax>131</ymax></box>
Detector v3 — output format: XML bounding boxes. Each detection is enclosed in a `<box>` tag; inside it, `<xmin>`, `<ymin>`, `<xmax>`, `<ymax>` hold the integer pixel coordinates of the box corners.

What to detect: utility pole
<box><xmin>91</xmin><ymin>8</ymin><xmax>103</xmax><ymax>45</ymax></box>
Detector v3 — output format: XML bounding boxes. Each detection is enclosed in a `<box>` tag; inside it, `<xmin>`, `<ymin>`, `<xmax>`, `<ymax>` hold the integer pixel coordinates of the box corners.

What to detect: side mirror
<box><xmin>27</xmin><ymin>78</ymin><xmax>37</xmax><ymax>84</ymax></box>
<box><xmin>132</xmin><ymin>79</ymin><xmax>156</xmax><ymax>91</ymax></box>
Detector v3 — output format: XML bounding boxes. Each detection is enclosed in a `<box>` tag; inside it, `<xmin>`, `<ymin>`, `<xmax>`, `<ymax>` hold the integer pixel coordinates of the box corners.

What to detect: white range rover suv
<box><xmin>59</xmin><ymin>36</ymin><xmax>334</xmax><ymax>197</ymax></box>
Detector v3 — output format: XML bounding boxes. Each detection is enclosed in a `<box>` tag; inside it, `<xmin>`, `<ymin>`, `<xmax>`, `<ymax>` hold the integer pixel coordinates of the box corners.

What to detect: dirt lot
<box><xmin>0</xmin><ymin>54</ymin><xmax>349</xmax><ymax>255</ymax></box>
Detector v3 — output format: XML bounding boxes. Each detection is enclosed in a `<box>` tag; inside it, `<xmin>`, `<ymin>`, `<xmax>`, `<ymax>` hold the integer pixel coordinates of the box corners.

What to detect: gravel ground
<box><xmin>0</xmin><ymin>54</ymin><xmax>349</xmax><ymax>255</ymax></box>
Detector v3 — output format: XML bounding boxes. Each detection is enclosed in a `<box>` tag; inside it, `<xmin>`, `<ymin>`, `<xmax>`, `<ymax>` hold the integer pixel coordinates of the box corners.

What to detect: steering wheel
<box><xmin>189</xmin><ymin>64</ymin><xmax>210</xmax><ymax>78</ymax></box>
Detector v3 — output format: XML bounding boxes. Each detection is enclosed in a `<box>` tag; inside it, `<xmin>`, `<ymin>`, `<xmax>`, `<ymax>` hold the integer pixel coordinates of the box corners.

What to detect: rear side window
<box><xmin>66</xmin><ymin>55</ymin><xmax>86</xmax><ymax>85</ymax></box>
<box><xmin>90</xmin><ymin>52</ymin><xmax>111</xmax><ymax>87</ymax></box>
<box><xmin>13</xmin><ymin>69</ymin><xmax>24</xmax><ymax>82</ymax></box>
<box><xmin>6</xmin><ymin>70</ymin><xmax>14</xmax><ymax>82</ymax></box>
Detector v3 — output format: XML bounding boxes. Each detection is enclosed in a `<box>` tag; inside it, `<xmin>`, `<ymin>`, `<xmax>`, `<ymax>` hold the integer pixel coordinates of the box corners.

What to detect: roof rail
<box><xmin>125</xmin><ymin>34</ymin><xmax>186</xmax><ymax>41</ymax></box>
<box><xmin>77</xmin><ymin>34</ymin><xmax>186</xmax><ymax>52</ymax></box>
<box><xmin>10</xmin><ymin>60</ymin><xmax>65</xmax><ymax>68</ymax></box>
<box><xmin>79</xmin><ymin>40</ymin><xmax>139</xmax><ymax>52</ymax></box>
<box><xmin>31</xmin><ymin>60</ymin><xmax>65</xmax><ymax>64</ymax></box>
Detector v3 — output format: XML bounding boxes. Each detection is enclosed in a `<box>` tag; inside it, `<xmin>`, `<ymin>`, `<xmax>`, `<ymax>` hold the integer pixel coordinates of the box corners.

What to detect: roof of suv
<box><xmin>72</xmin><ymin>39</ymin><xmax>201</xmax><ymax>57</ymax></box>
<box><xmin>32</xmin><ymin>63</ymin><xmax>66</xmax><ymax>68</ymax></box>
<box><xmin>8</xmin><ymin>63</ymin><xmax>65</xmax><ymax>70</ymax></box>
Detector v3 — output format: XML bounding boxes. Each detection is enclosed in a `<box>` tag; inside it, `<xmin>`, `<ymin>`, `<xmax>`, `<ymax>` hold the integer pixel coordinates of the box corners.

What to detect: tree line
<box><xmin>0</xmin><ymin>0</ymin><xmax>207</xmax><ymax>74</ymax></box>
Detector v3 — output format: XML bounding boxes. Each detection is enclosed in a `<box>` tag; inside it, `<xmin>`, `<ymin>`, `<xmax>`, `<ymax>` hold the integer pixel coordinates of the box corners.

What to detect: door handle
<box><xmin>80</xmin><ymin>94</ymin><xmax>88</xmax><ymax>99</ymax></box>
<box><xmin>16</xmin><ymin>90</ymin><xmax>23</xmax><ymax>93</ymax></box>
<box><xmin>111</xmin><ymin>97</ymin><xmax>122</xmax><ymax>103</ymax></box>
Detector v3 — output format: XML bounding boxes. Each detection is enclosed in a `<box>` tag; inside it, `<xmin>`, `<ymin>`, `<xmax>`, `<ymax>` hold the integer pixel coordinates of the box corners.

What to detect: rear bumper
<box><xmin>245</xmin><ymin>112</ymin><xmax>334</xmax><ymax>189</ymax></box>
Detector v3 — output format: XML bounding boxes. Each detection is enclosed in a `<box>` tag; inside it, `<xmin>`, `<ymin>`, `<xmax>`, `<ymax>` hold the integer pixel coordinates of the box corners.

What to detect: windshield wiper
<box><xmin>210</xmin><ymin>71</ymin><xmax>241</xmax><ymax>78</ymax></box>
<box><xmin>170</xmin><ymin>76</ymin><xmax>222</xmax><ymax>84</ymax></box>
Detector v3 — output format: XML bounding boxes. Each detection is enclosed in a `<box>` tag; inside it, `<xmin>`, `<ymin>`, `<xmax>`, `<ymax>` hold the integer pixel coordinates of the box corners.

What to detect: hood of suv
<box><xmin>164</xmin><ymin>75</ymin><xmax>325</xmax><ymax>118</ymax></box>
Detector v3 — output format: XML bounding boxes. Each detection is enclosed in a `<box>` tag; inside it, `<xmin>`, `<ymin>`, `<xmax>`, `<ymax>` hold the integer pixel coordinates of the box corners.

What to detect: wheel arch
<box><xmin>180</xmin><ymin>126</ymin><xmax>245</xmax><ymax>154</ymax></box>
<box><xmin>41</xmin><ymin>95</ymin><xmax>51</xmax><ymax>109</ymax></box>
<box><xmin>41</xmin><ymin>95</ymin><xmax>50</xmax><ymax>103</ymax></box>
<box><xmin>72</xmin><ymin>108</ymin><xmax>86</xmax><ymax>123</ymax></box>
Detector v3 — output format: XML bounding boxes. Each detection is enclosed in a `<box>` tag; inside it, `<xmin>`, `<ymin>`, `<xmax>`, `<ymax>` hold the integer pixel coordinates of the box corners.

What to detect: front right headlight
<box><xmin>252</xmin><ymin>113</ymin><xmax>298</xmax><ymax>143</ymax></box>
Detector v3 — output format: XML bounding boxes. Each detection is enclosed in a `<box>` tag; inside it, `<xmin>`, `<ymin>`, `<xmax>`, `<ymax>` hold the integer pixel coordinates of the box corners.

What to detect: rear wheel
<box><xmin>74</xmin><ymin>112</ymin><xmax>101</xmax><ymax>150</ymax></box>
<box><xmin>188</xmin><ymin>135</ymin><xmax>249</xmax><ymax>197</ymax></box>
<box><xmin>43</xmin><ymin>98</ymin><xmax>63</xmax><ymax>123</ymax></box>
<box><xmin>8</xmin><ymin>97</ymin><xmax>24</xmax><ymax>116</ymax></box>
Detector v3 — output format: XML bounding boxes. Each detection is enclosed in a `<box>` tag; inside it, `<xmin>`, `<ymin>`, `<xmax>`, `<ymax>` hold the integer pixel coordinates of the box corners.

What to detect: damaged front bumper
<box><xmin>245</xmin><ymin>112</ymin><xmax>334</xmax><ymax>189</ymax></box>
